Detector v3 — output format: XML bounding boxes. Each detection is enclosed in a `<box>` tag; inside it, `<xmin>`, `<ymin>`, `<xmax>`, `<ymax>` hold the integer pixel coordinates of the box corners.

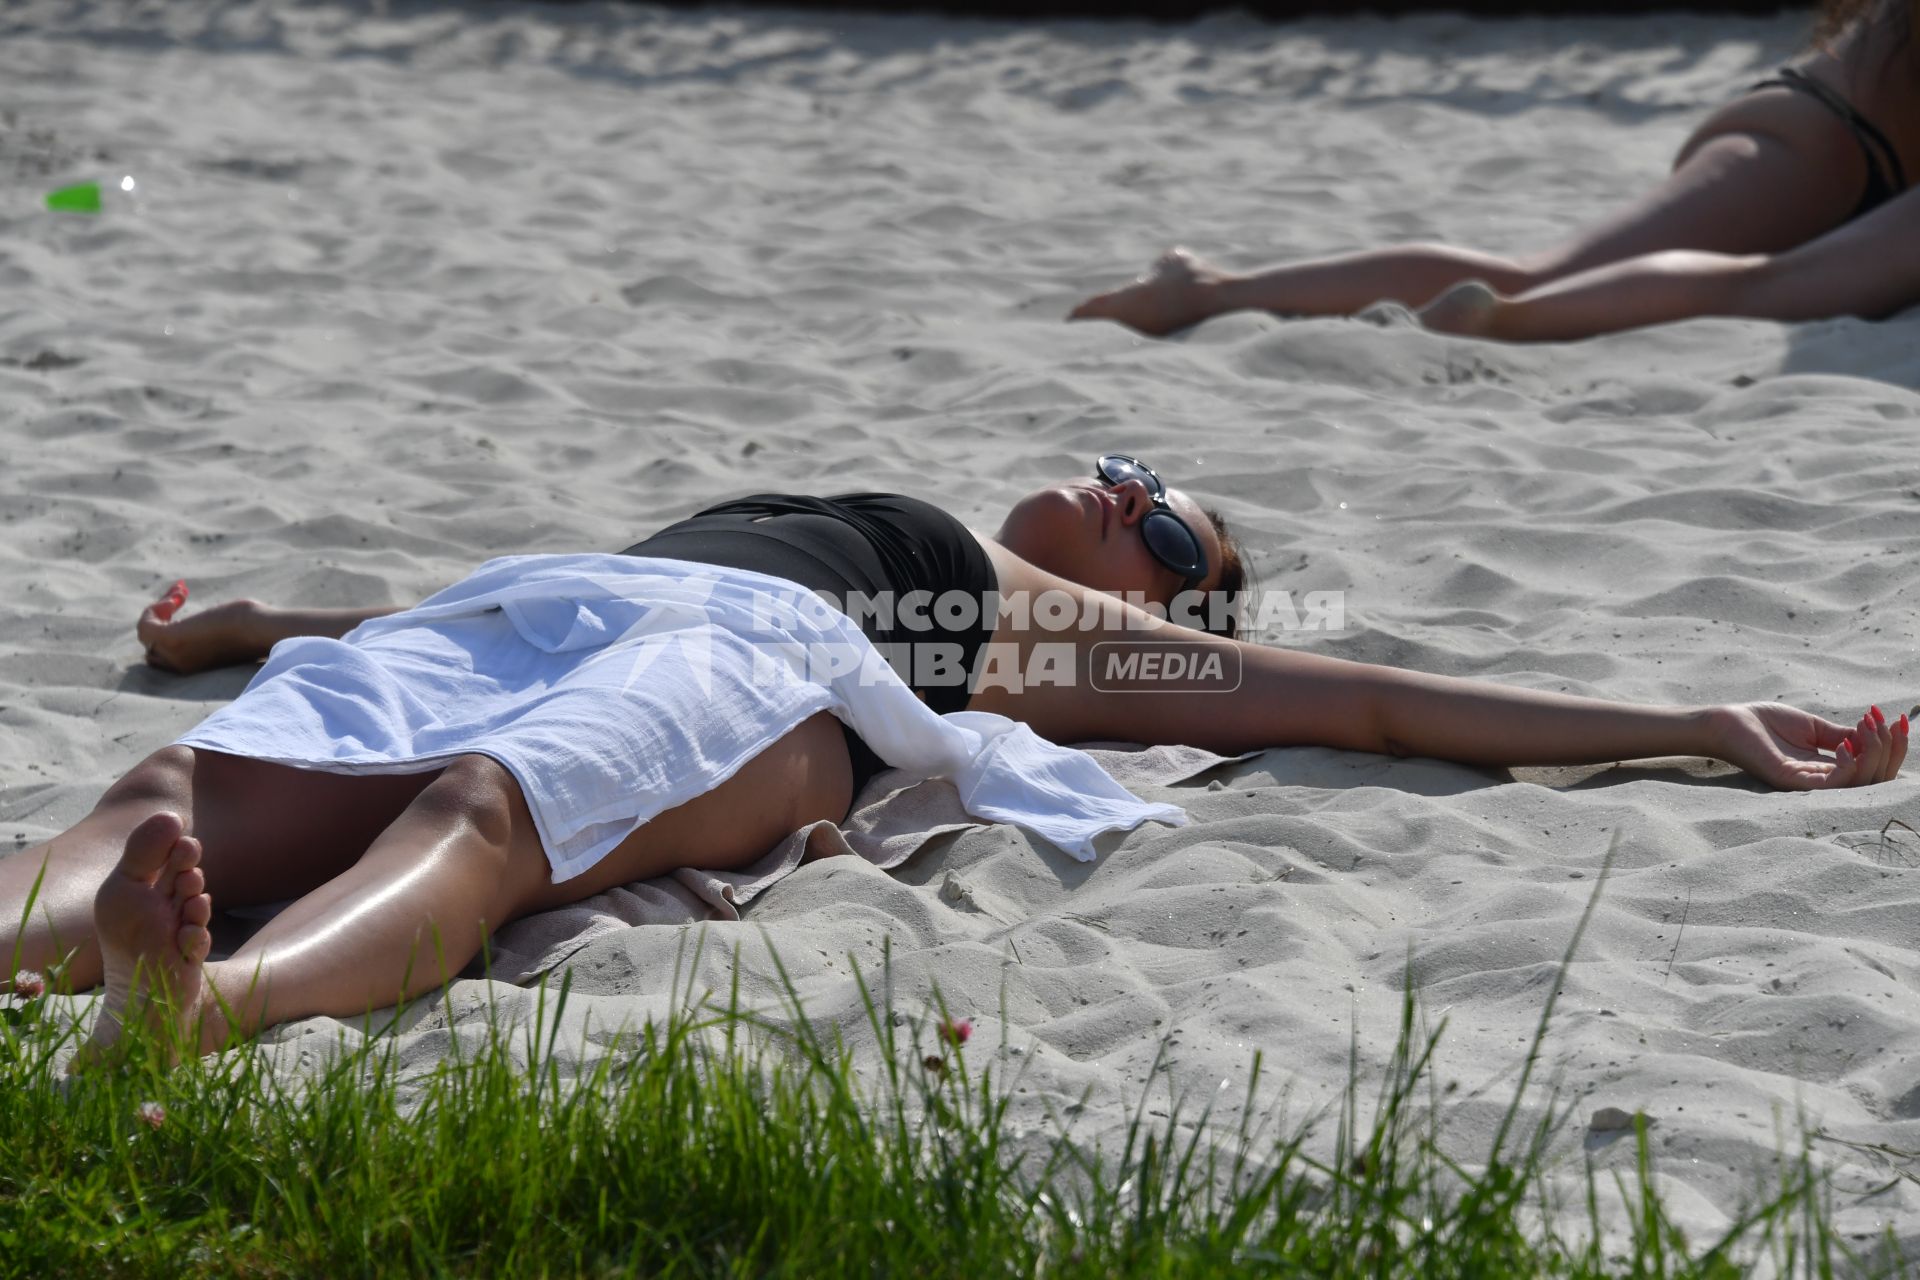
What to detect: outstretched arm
<box><xmin>138</xmin><ymin>588</ymin><xmax>404</xmax><ymax>674</ymax></box>
<box><xmin>1226</xmin><ymin>646</ymin><xmax>1905</xmax><ymax>790</ymax></box>
<box><xmin>972</xmin><ymin>550</ymin><xmax>1906</xmax><ymax>791</ymax></box>
<box><xmin>1093</xmin><ymin>636</ymin><xmax>1902</xmax><ymax>790</ymax></box>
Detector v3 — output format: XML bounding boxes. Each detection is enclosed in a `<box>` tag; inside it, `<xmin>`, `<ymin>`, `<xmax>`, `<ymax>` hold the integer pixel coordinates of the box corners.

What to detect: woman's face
<box><xmin>995</xmin><ymin>474</ymin><xmax>1224</xmax><ymax>606</ymax></box>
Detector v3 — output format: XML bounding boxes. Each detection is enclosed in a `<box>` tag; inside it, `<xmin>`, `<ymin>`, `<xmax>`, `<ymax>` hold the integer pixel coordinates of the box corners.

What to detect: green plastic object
<box><xmin>45</xmin><ymin>182</ymin><xmax>102</xmax><ymax>213</ymax></box>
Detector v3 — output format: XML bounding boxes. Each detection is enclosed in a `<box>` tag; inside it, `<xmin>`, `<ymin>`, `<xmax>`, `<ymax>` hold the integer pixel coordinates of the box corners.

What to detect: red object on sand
<box><xmin>151</xmin><ymin>579</ymin><xmax>189</xmax><ymax>622</ymax></box>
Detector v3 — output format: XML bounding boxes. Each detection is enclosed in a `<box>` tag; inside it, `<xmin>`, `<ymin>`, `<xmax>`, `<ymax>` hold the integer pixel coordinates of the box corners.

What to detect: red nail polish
<box><xmin>1901</xmin><ymin>714</ymin><xmax>1910</xmax><ymax>734</ymax></box>
<box><xmin>151</xmin><ymin>579</ymin><xmax>189</xmax><ymax>622</ymax></box>
<box><xmin>1872</xmin><ymin>705</ymin><xmax>1886</xmax><ymax>725</ymax></box>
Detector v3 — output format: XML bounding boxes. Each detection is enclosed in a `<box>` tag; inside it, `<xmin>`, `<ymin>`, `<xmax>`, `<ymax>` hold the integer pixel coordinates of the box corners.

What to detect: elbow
<box><xmin>1353</xmin><ymin>690</ymin><xmax>1407</xmax><ymax>758</ymax></box>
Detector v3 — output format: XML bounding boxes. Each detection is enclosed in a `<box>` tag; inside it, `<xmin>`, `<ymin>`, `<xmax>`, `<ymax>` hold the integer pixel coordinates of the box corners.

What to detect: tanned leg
<box><xmin>2</xmin><ymin>747</ymin><xmax>437</xmax><ymax>992</ymax></box>
<box><xmin>78</xmin><ymin>712</ymin><xmax>853</xmax><ymax>1060</ymax></box>
<box><xmin>1068</xmin><ymin>91</ymin><xmax>1869</xmax><ymax>336</ymax></box>
<box><xmin>1419</xmin><ymin>179</ymin><xmax>1920</xmax><ymax>342</ymax></box>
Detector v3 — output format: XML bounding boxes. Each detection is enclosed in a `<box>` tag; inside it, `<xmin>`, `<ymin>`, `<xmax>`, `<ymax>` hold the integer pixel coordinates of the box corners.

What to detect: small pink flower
<box><xmin>938</xmin><ymin>1017</ymin><xmax>973</xmax><ymax>1047</ymax></box>
<box><xmin>10</xmin><ymin>970</ymin><xmax>43</xmax><ymax>1001</ymax></box>
<box><xmin>135</xmin><ymin>1101</ymin><xmax>166</xmax><ymax>1130</ymax></box>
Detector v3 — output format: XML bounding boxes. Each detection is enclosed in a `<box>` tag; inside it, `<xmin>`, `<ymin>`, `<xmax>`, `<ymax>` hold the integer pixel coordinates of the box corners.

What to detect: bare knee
<box><xmin>397</xmin><ymin>756</ymin><xmax>552</xmax><ymax>921</ymax></box>
<box><xmin>1396</xmin><ymin>243</ymin><xmax>1538</xmax><ymax>296</ymax></box>
<box><xmin>95</xmin><ymin>746</ymin><xmax>194</xmax><ymax>811</ymax></box>
<box><xmin>409</xmin><ymin>757</ymin><xmax>521</xmax><ymax>854</ymax></box>
<box><xmin>1507</xmin><ymin>251</ymin><xmax>1584</xmax><ymax>292</ymax></box>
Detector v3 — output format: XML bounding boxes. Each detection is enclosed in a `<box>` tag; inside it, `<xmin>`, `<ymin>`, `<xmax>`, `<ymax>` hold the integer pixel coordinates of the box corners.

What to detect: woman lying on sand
<box><xmin>1071</xmin><ymin>0</ymin><xmax>1920</xmax><ymax>342</ymax></box>
<box><xmin>2</xmin><ymin>458</ymin><xmax>1906</xmax><ymax>1063</ymax></box>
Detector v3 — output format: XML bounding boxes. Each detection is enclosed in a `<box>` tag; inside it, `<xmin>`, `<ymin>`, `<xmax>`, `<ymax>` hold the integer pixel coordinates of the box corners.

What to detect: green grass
<box><xmin>1</xmin><ymin>901</ymin><xmax>1910</xmax><ymax>1277</ymax></box>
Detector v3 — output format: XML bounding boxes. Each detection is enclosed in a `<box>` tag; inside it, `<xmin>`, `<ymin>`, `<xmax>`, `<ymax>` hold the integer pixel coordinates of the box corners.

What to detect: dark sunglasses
<box><xmin>1094</xmin><ymin>454</ymin><xmax>1210</xmax><ymax>588</ymax></box>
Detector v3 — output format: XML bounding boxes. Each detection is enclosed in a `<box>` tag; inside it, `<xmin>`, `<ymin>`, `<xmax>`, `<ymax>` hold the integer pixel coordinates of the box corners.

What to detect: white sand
<box><xmin>4</xmin><ymin>0</ymin><xmax>1919</xmax><ymax>1251</ymax></box>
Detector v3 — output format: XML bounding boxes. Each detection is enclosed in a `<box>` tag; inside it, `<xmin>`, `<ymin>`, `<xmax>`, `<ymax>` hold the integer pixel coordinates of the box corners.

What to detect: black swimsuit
<box><xmin>620</xmin><ymin>493</ymin><xmax>999</xmax><ymax>794</ymax></box>
<box><xmin>1753</xmin><ymin>67</ymin><xmax>1908</xmax><ymax>220</ymax></box>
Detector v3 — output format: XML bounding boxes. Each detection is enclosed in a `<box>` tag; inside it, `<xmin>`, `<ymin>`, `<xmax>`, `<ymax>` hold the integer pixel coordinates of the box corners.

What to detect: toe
<box><xmin>117</xmin><ymin>812</ymin><xmax>188</xmax><ymax>884</ymax></box>
<box><xmin>1070</xmin><ymin>290</ymin><xmax>1120</xmax><ymax>321</ymax></box>
<box><xmin>182</xmin><ymin>893</ymin><xmax>213</xmax><ymax>929</ymax></box>
<box><xmin>178</xmin><ymin>924</ymin><xmax>212</xmax><ymax>965</ymax></box>
<box><xmin>172</xmin><ymin>866</ymin><xmax>206</xmax><ymax>904</ymax></box>
<box><xmin>165</xmin><ymin>834</ymin><xmax>202</xmax><ymax>878</ymax></box>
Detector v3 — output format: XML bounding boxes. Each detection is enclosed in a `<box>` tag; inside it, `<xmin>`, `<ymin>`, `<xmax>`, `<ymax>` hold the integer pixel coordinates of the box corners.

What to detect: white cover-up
<box><xmin>177</xmin><ymin>554</ymin><xmax>1187</xmax><ymax>881</ymax></box>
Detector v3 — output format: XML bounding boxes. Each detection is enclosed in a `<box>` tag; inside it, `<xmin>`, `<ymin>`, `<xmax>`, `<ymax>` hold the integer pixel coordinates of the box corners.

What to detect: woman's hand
<box><xmin>137</xmin><ymin>591</ymin><xmax>274</xmax><ymax>674</ymax></box>
<box><xmin>1708</xmin><ymin>702</ymin><xmax>1909</xmax><ymax>789</ymax></box>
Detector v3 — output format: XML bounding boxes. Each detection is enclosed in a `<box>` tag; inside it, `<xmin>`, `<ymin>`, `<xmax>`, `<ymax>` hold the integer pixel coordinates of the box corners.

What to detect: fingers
<box><xmin>138</xmin><ymin>607</ymin><xmax>183</xmax><ymax>673</ymax></box>
<box><xmin>1858</xmin><ymin>705</ymin><xmax>1902</xmax><ymax>785</ymax></box>
<box><xmin>1824</xmin><ymin>738</ymin><xmax>1862</xmax><ymax>790</ymax></box>
<box><xmin>1847</xmin><ymin>710</ymin><xmax>1888</xmax><ymax>784</ymax></box>
<box><xmin>138</xmin><ymin>581</ymin><xmax>189</xmax><ymax>636</ymax></box>
<box><xmin>1822</xmin><ymin>706</ymin><xmax>1911</xmax><ymax>788</ymax></box>
<box><xmin>137</xmin><ymin>581</ymin><xmax>190</xmax><ymax>670</ymax></box>
<box><xmin>1808</xmin><ymin>716</ymin><xmax>1855</xmax><ymax>752</ymax></box>
<box><xmin>1867</xmin><ymin>706</ymin><xmax>1894</xmax><ymax>783</ymax></box>
<box><xmin>136</xmin><ymin>602</ymin><xmax>167</xmax><ymax>647</ymax></box>
<box><xmin>151</xmin><ymin>579</ymin><xmax>189</xmax><ymax>623</ymax></box>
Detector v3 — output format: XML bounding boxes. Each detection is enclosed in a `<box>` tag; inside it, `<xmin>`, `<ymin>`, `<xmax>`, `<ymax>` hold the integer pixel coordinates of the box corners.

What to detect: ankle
<box><xmin>193</xmin><ymin>963</ymin><xmax>241</xmax><ymax>1053</ymax></box>
<box><xmin>1195</xmin><ymin>275</ymin><xmax>1240</xmax><ymax>311</ymax></box>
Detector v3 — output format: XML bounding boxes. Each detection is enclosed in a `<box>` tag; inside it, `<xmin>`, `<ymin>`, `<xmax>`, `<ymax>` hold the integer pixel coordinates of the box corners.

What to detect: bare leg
<box><xmin>1069</xmin><ymin>91</ymin><xmax>1871</xmax><ymax>336</ymax></box>
<box><xmin>1068</xmin><ymin>243</ymin><xmax>1539</xmax><ymax>336</ymax></box>
<box><xmin>1419</xmin><ymin>178</ymin><xmax>1920</xmax><ymax>342</ymax></box>
<box><xmin>1418</xmin><ymin>255</ymin><xmax>1765</xmax><ymax>341</ymax></box>
<box><xmin>79</xmin><ymin>712</ymin><xmax>854</xmax><ymax>1058</ymax></box>
<box><xmin>2</xmin><ymin>747</ymin><xmax>437</xmax><ymax>992</ymax></box>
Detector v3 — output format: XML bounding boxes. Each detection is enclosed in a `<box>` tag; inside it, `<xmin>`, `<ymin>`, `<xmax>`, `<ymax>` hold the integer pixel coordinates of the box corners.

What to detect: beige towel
<box><xmin>483</xmin><ymin>743</ymin><xmax>1247</xmax><ymax>983</ymax></box>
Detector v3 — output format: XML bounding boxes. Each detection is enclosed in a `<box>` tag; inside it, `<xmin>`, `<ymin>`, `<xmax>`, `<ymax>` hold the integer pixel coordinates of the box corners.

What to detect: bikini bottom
<box><xmin>1750</xmin><ymin>66</ymin><xmax>1907</xmax><ymax>220</ymax></box>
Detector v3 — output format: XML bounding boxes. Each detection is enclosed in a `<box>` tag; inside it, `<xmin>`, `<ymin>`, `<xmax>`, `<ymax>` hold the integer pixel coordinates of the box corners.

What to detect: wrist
<box><xmin>1693</xmin><ymin>704</ymin><xmax>1738</xmax><ymax>760</ymax></box>
<box><xmin>234</xmin><ymin>600</ymin><xmax>280</xmax><ymax>653</ymax></box>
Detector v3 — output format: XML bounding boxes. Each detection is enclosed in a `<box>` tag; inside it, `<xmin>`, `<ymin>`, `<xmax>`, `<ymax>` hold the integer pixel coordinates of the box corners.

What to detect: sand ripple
<box><xmin>3</xmin><ymin>0</ymin><xmax>1918</xmax><ymax>1250</ymax></box>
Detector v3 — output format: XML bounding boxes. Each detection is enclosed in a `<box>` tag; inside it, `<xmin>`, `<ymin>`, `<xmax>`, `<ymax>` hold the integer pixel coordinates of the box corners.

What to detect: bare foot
<box><xmin>1418</xmin><ymin>279</ymin><xmax>1506</xmax><ymax>338</ymax></box>
<box><xmin>139</xmin><ymin>596</ymin><xmax>269</xmax><ymax>674</ymax></box>
<box><xmin>70</xmin><ymin>813</ymin><xmax>212</xmax><ymax>1069</ymax></box>
<box><xmin>1068</xmin><ymin>248</ymin><xmax>1228</xmax><ymax>337</ymax></box>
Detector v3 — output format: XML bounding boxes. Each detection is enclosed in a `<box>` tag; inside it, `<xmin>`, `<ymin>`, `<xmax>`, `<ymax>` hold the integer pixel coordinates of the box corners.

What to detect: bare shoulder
<box><xmin>973</xmin><ymin>534</ymin><xmax>1050</xmax><ymax>605</ymax></box>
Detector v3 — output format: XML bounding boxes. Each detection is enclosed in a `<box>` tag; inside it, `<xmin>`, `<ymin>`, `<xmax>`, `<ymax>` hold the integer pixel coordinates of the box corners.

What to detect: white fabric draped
<box><xmin>178</xmin><ymin>554</ymin><xmax>1187</xmax><ymax>880</ymax></box>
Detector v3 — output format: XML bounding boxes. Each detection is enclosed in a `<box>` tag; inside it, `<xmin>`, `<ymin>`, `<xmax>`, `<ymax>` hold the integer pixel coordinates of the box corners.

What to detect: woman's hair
<box><xmin>1199</xmin><ymin>508</ymin><xmax>1250</xmax><ymax>640</ymax></box>
<box><xmin>1815</xmin><ymin>0</ymin><xmax>1915</xmax><ymax>60</ymax></box>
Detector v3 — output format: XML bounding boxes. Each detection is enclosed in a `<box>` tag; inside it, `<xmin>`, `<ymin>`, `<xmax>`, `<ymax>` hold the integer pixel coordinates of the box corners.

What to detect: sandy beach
<box><xmin>4</xmin><ymin>0</ymin><xmax>1919</xmax><ymax>1252</ymax></box>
